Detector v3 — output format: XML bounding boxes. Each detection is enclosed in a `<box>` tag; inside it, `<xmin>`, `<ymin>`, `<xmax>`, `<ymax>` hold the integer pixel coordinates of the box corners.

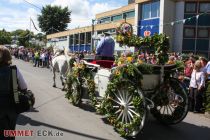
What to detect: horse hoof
<box><xmin>53</xmin><ymin>85</ymin><xmax>56</xmax><ymax>88</ymax></box>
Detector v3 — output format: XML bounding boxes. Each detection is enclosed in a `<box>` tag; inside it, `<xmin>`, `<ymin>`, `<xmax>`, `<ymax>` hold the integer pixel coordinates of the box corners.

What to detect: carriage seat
<box><xmin>91</xmin><ymin>60</ymin><xmax>114</xmax><ymax>69</ymax></box>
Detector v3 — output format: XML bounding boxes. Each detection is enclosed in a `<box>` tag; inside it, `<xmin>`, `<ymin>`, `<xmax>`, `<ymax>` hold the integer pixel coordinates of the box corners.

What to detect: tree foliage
<box><xmin>11</xmin><ymin>29</ymin><xmax>34</xmax><ymax>47</ymax></box>
<box><xmin>38</xmin><ymin>5</ymin><xmax>71</xmax><ymax>34</ymax></box>
<box><xmin>0</xmin><ymin>29</ymin><xmax>12</xmax><ymax>45</ymax></box>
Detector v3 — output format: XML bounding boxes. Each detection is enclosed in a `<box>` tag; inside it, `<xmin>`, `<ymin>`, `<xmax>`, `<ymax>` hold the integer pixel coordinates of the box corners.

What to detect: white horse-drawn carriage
<box><xmin>52</xmin><ymin>23</ymin><xmax>189</xmax><ymax>137</ymax></box>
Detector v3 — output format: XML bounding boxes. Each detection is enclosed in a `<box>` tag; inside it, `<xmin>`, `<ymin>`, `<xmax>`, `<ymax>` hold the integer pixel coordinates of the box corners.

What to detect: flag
<box><xmin>30</xmin><ymin>18</ymin><xmax>39</xmax><ymax>31</ymax></box>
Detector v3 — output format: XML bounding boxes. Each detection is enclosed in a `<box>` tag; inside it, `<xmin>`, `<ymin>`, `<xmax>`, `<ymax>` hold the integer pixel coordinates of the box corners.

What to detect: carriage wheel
<box><xmin>69</xmin><ymin>80</ymin><xmax>82</xmax><ymax>106</ymax></box>
<box><xmin>151</xmin><ymin>78</ymin><xmax>188</xmax><ymax>125</ymax></box>
<box><xmin>106</xmin><ymin>81</ymin><xmax>147</xmax><ymax>137</ymax></box>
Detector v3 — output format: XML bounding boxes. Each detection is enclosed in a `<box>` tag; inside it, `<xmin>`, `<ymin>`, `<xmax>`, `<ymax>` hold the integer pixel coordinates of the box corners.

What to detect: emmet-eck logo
<box><xmin>3</xmin><ymin>130</ymin><xmax>64</xmax><ymax>137</ymax></box>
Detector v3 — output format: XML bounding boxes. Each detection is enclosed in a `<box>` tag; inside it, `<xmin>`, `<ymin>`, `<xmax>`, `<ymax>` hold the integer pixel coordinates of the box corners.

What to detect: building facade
<box><xmin>47</xmin><ymin>0</ymin><xmax>210</xmax><ymax>58</ymax></box>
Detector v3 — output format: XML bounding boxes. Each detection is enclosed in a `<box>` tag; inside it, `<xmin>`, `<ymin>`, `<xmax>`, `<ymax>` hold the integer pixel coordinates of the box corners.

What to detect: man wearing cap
<box><xmin>96</xmin><ymin>32</ymin><xmax>115</xmax><ymax>60</ymax></box>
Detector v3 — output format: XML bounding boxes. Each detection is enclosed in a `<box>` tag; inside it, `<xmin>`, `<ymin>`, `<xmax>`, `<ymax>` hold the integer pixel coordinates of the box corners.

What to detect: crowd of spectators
<box><xmin>10</xmin><ymin>47</ymin><xmax>52</xmax><ymax>68</ymax></box>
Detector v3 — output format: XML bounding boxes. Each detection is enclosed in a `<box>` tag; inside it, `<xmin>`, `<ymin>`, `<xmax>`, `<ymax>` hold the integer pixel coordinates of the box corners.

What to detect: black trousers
<box><xmin>189</xmin><ymin>88</ymin><xmax>203</xmax><ymax>112</ymax></box>
<box><xmin>0</xmin><ymin>110</ymin><xmax>18</xmax><ymax>140</ymax></box>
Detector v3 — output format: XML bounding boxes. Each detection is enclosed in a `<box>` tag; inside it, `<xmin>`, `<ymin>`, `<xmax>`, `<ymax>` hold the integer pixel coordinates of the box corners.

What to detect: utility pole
<box><xmin>91</xmin><ymin>19</ymin><xmax>95</xmax><ymax>52</ymax></box>
<box><xmin>29</xmin><ymin>17</ymin><xmax>31</xmax><ymax>48</ymax></box>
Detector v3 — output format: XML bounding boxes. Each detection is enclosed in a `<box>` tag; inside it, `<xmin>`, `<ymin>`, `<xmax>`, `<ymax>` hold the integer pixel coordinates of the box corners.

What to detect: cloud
<box><xmin>0</xmin><ymin>0</ymin><xmax>125</xmax><ymax>33</ymax></box>
<box><xmin>0</xmin><ymin>7</ymin><xmax>40</xmax><ymax>33</ymax></box>
<box><xmin>51</xmin><ymin>0</ymin><xmax>120</xmax><ymax>29</ymax></box>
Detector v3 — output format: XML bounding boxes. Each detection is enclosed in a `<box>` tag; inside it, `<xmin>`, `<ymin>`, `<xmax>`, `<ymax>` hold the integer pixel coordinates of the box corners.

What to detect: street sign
<box><xmin>144</xmin><ymin>30</ymin><xmax>151</xmax><ymax>37</ymax></box>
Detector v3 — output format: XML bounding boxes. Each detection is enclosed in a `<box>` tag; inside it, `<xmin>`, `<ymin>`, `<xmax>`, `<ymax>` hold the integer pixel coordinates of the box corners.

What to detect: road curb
<box><xmin>204</xmin><ymin>112</ymin><xmax>210</xmax><ymax>119</ymax></box>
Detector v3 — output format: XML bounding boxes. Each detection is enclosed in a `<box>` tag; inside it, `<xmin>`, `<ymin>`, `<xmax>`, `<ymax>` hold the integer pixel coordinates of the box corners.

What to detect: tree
<box><xmin>38</xmin><ymin>5</ymin><xmax>71</xmax><ymax>35</ymax></box>
<box><xmin>11</xmin><ymin>29</ymin><xmax>34</xmax><ymax>47</ymax></box>
<box><xmin>0</xmin><ymin>29</ymin><xmax>12</xmax><ymax>45</ymax></box>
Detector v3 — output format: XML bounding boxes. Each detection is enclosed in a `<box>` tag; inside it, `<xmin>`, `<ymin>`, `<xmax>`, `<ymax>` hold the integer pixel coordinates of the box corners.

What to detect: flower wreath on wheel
<box><xmin>97</xmin><ymin>62</ymin><xmax>147</xmax><ymax>137</ymax></box>
<box><xmin>65</xmin><ymin>61</ymin><xmax>97</xmax><ymax>106</ymax></box>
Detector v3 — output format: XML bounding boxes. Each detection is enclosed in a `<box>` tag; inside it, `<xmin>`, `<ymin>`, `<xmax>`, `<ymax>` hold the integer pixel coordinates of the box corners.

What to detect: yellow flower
<box><xmin>115</xmin><ymin>70</ymin><xmax>121</xmax><ymax>76</ymax></box>
<box><xmin>127</xmin><ymin>57</ymin><xmax>133</xmax><ymax>62</ymax></box>
<box><xmin>138</xmin><ymin>60</ymin><xmax>143</xmax><ymax>64</ymax></box>
<box><xmin>167</xmin><ymin>60</ymin><xmax>175</xmax><ymax>64</ymax></box>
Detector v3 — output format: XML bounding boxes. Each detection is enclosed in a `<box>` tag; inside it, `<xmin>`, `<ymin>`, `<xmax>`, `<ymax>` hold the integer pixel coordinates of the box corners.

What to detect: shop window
<box><xmin>199</xmin><ymin>3</ymin><xmax>210</xmax><ymax>13</ymax></box>
<box><xmin>198</xmin><ymin>28</ymin><xmax>209</xmax><ymax>38</ymax></box>
<box><xmin>185</xmin><ymin>2</ymin><xmax>197</xmax><ymax>13</ymax></box>
<box><xmin>184</xmin><ymin>28</ymin><xmax>195</xmax><ymax>38</ymax></box>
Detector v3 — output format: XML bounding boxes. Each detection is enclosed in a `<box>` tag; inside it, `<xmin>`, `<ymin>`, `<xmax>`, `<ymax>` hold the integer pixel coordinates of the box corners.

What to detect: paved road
<box><xmin>14</xmin><ymin>58</ymin><xmax>210</xmax><ymax>140</ymax></box>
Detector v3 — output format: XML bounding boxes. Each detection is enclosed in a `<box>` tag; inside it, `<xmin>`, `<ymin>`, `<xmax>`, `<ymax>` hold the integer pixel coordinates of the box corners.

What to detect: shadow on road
<box><xmin>135</xmin><ymin>117</ymin><xmax>210</xmax><ymax>140</ymax></box>
<box><xmin>17</xmin><ymin>114</ymin><xmax>111</xmax><ymax>140</ymax></box>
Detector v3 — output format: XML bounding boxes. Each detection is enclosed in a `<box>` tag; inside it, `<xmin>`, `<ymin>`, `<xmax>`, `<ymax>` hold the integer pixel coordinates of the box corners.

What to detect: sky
<box><xmin>0</xmin><ymin>0</ymin><xmax>128</xmax><ymax>33</ymax></box>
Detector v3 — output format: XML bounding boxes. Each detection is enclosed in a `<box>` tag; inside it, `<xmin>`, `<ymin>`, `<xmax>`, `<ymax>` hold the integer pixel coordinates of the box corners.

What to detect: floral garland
<box><xmin>97</xmin><ymin>63</ymin><xmax>145</xmax><ymax>137</ymax></box>
<box><xmin>66</xmin><ymin>62</ymin><xmax>97</xmax><ymax>106</ymax></box>
<box><xmin>116</xmin><ymin>22</ymin><xmax>170</xmax><ymax>65</ymax></box>
<box><xmin>116</xmin><ymin>22</ymin><xmax>133</xmax><ymax>47</ymax></box>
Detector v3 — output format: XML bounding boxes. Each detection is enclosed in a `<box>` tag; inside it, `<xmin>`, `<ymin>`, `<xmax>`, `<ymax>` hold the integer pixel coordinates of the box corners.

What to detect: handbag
<box><xmin>11</xmin><ymin>66</ymin><xmax>35</xmax><ymax>114</ymax></box>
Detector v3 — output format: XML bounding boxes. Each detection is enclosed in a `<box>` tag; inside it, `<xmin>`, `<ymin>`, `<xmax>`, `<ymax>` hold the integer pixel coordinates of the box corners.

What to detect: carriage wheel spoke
<box><xmin>127</xmin><ymin>95</ymin><xmax>133</xmax><ymax>104</ymax></box>
<box><xmin>113</xmin><ymin>106</ymin><xmax>120</xmax><ymax>108</ymax></box>
<box><xmin>129</xmin><ymin>106</ymin><xmax>135</xmax><ymax>109</ymax></box>
<box><xmin>125</xmin><ymin>111</ymin><xmax>128</xmax><ymax>124</ymax></box>
<box><xmin>167</xmin><ymin>105</ymin><xmax>173</xmax><ymax>114</ymax></box>
<box><xmin>162</xmin><ymin>106</ymin><xmax>166</xmax><ymax>115</ymax></box>
<box><xmin>115</xmin><ymin>109</ymin><xmax>121</xmax><ymax>114</ymax></box>
<box><xmin>117</xmin><ymin>111</ymin><xmax>123</xmax><ymax>121</ymax></box>
<box><xmin>129</xmin><ymin>108</ymin><xmax>140</xmax><ymax>117</ymax></box>
<box><xmin>114</xmin><ymin>93</ymin><xmax>123</xmax><ymax>103</ymax></box>
<box><xmin>128</xmin><ymin>110</ymin><xmax>134</xmax><ymax>119</ymax></box>
<box><xmin>166</xmin><ymin>105</ymin><xmax>169</xmax><ymax>114</ymax></box>
<box><xmin>109</xmin><ymin>97</ymin><xmax>121</xmax><ymax>105</ymax></box>
<box><xmin>128</xmin><ymin>111</ymin><xmax>132</xmax><ymax>123</ymax></box>
<box><xmin>122</xmin><ymin>111</ymin><xmax>125</xmax><ymax>123</ymax></box>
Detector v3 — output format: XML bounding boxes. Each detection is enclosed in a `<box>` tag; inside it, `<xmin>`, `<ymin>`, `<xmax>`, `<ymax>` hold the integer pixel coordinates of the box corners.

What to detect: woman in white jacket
<box><xmin>189</xmin><ymin>60</ymin><xmax>205</xmax><ymax>113</ymax></box>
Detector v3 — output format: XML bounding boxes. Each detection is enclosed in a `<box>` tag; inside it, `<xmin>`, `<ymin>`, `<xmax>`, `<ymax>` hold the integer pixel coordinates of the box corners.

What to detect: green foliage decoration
<box><xmin>97</xmin><ymin>63</ymin><xmax>145</xmax><ymax>137</ymax></box>
<box><xmin>65</xmin><ymin>61</ymin><xmax>97</xmax><ymax>106</ymax></box>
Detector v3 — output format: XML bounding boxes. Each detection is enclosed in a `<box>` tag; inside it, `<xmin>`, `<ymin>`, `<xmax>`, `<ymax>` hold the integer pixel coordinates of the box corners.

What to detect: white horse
<box><xmin>51</xmin><ymin>46</ymin><xmax>72</xmax><ymax>90</ymax></box>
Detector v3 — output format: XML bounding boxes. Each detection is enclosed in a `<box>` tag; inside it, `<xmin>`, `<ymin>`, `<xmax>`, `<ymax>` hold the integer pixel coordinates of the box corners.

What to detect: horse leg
<box><xmin>53</xmin><ymin>69</ymin><xmax>56</xmax><ymax>88</ymax></box>
<box><xmin>60</xmin><ymin>75</ymin><xmax>65</xmax><ymax>91</ymax></box>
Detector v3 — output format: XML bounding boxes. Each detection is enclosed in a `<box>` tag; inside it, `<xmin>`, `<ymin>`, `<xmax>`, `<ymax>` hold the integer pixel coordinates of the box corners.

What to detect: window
<box><xmin>151</xmin><ymin>1</ymin><xmax>160</xmax><ymax>18</ymax></box>
<box><xmin>142</xmin><ymin>3</ymin><xmax>151</xmax><ymax>19</ymax></box>
<box><xmin>99</xmin><ymin>17</ymin><xmax>111</xmax><ymax>24</ymax></box>
<box><xmin>80</xmin><ymin>33</ymin><xmax>85</xmax><ymax>44</ymax></box>
<box><xmin>199</xmin><ymin>3</ymin><xmax>210</xmax><ymax>12</ymax></box>
<box><xmin>123</xmin><ymin>11</ymin><xmax>135</xmax><ymax>19</ymax></box>
<box><xmin>112</xmin><ymin>14</ymin><xmax>122</xmax><ymax>21</ymax></box>
<box><xmin>75</xmin><ymin>34</ymin><xmax>79</xmax><ymax>44</ymax></box>
<box><xmin>198</xmin><ymin>28</ymin><xmax>209</xmax><ymax>38</ymax></box>
<box><xmin>184</xmin><ymin>28</ymin><xmax>195</xmax><ymax>38</ymax></box>
<box><xmin>142</xmin><ymin>0</ymin><xmax>160</xmax><ymax>20</ymax></box>
<box><xmin>185</xmin><ymin>2</ymin><xmax>197</xmax><ymax>13</ymax></box>
<box><xmin>69</xmin><ymin>35</ymin><xmax>74</xmax><ymax>45</ymax></box>
<box><xmin>86</xmin><ymin>32</ymin><xmax>91</xmax><ymax>44</ymax></box>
